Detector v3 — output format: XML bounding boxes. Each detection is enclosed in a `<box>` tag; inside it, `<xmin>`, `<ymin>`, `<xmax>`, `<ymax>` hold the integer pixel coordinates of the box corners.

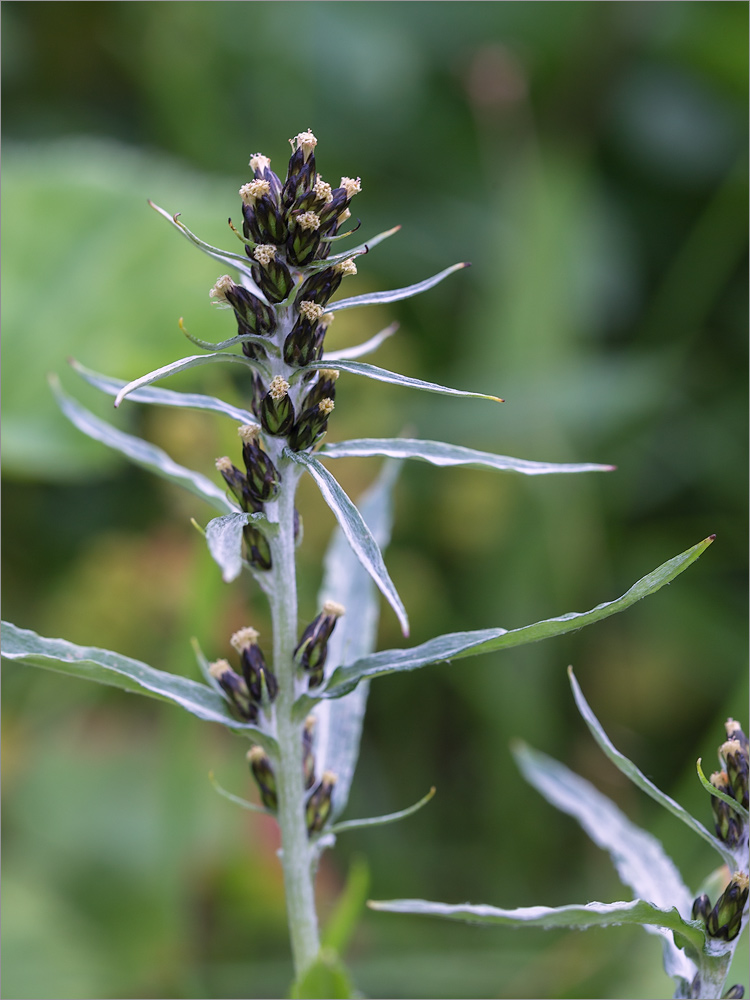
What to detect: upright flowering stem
<box><xmin>267</xmin><ymin>456</ymin><xmax>321</xmax><ymax>975</ymax></box>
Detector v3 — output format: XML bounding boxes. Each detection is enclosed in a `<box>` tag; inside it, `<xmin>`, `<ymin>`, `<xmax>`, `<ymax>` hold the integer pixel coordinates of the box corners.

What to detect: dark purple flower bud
<box><xmin>209</xmin><ymin>274</ymin><xmax>276</xmax><ymax>340</ymax></box>
<box><xmin>288</xmin><ymin>398</ymin><xmax>335</xmax><ymax>453</ymax></box>
<box><xmin>231</xmin><ymin>626</ymin><xmax>277</xmax><ymax>702</ymax></box>
<box><xmin>706</xmin><ymin>872</ymin><xmax>749</xmax><ymax>941</ymax></box>
<box><xmin>295</xmin><ymin>600</ymin><xmax>345</xmax><ymax>687</ymax></box>
<box><xmin>247</xmin><ymin>746</ymin><xmax>278</xmax><ymax>811</ymax></box>
<box><xmin>248</xmin><ymin>244</ymin><xmax>294</xmax><ymax>303</ymax></box>
<box><xmin>209</xmin><ymin>659</ymin><xmax>257</xmax><ymax>722</ymax></box>
<box><xmin>237</xmin><ymin>424</ymin><xmax>281</xmax><ymax>503</ymax></box>
<box><xmin>243</xmin><ymin>523</ymin><xmax>272</xmax><ymax>571</ymax></box>
<box><xmin>260</xmin><ymin>377</ymin><xmax>295</xmax><ymax>437</ymax></box>
<box><xmin>302</xmin><ymin>714</ymin><xmax>317</xmax><ymax>791</ymax></box>
<box><xmin>306</xmin><ymin>770</ymin><xmax>337</xmax><ymax>835</ymax></box>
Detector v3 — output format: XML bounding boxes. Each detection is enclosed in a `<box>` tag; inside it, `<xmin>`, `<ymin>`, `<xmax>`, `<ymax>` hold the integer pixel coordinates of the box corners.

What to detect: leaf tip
<box><xmin>707</xmin><ymin>534</ymin><xmax>716</xmax><ymax>542</ymax></box>
<box><xmin>461</xmin><ymin>261</ymin><xmax>472</xmax><ymax>269</ymax></box>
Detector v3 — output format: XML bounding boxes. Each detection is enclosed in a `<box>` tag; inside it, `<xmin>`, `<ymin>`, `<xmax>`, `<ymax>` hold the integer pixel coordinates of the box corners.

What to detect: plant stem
<box><xmin>269</xmin><ymin>455</ymin><xmax>320</xmax><ymax>978</ymax></box>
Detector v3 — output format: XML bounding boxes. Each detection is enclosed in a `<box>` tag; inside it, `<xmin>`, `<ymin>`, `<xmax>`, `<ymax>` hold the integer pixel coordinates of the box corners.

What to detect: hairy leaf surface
<box><xmin>301</xmin><ymin>360</ymin><xmax>502</xmax><ymax>403</ymax></box>
<box><xmin>114</xmin><ymin>352</ymin><xmax>266</xmax><ymax>408</ymax></box>
<box><xmin>328</xmin><ymin>261</ymin><xmax>468</xmax><ymax>311</ymax></box>
<box><xmin>52</xmin><ymin>377</ymin><xmax>236</xmax><ymax>513</ymax></box>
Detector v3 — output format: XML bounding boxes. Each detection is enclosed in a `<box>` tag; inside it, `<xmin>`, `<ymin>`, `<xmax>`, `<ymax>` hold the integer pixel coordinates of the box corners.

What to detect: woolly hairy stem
<box><xmin>268</xmin><ymin>457</ymin><xmax>320</xmax><ymax>976</ymax></box>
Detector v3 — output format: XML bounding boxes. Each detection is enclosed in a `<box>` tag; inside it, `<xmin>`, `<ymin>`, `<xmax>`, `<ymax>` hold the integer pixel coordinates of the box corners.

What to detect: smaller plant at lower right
<box><xmin>370</xmin><ymin>668</ymin><xmax>749</xmax><ymax>1000</ymax></box>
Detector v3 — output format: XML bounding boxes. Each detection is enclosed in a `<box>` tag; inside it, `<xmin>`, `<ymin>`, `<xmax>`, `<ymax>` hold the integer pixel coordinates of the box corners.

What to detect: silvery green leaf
<box><xmin>329</xmin><ymin>786</ymin><xmax>435</xmax><ymax>835</ymax></box>
<box><xmin>300</xmin><ymin>360</ymin><xmax>503</xmax><ymax>403</ymax></box>
<box><xmin>70</xmin><ymin>359</ymin><xmax>258</xmax><ymax>425</ymax></box>
<box><xmin>513</xmin><ymin>741</ymin><xmax>698</xmax><ymax>984</ymax></box>
<box><xmin>179</xmin><ymin>322</ymin><xmax>278</xmax><ymax>357</ymax></box>
<box><xmin>286</xmin><ymin>450</ymin><xmax>409</xmax><ymax>636</ymax></box>
<box><xmin>322</xmin><ymin>224</ymin><xmax>402</xmax><ymax>264</ymax></box>
<box><xmin>319</xmin><ymin>536</ymin><xmax>715</xmax><ymax>699</ymax></box>
<box><xmin>567</xmin><ymin>669</ymin><xmax>736</xmax><ymax>869</ymax></box>
<box><xmin>366</xmin><ymin>897</ymin><xmax>705</xmax><ymax>957</ymax></box>
<box><xmin>148</xmin><ymin>200</ymin><xmax>265</xmax><ymax>298</ymax></box>
<box><xmin>205</xmin><ymin>511</ymin><xmax>273</xmax><ymax>583</ymax></box>
<box><xmin>320</xmin><ymin>437</ymin><xmax>613</xmax><ymax>475</ymax></box>
<box><xmin>1</xmin><ymin>621</ymin><xmax>268</xmax><ymax>740</ymax></box>
<box><xmin>323</xmin><ymin>323</ymin><xmax>399</xmax><ymax>362</ymax></box>
<box><xmin>114</xmin><ymin>352</ymin><xmax>267</xmax><ymax>408</ymax></box>
<box><xmin>311</xmin><ymin>460</ymin><xmax>401</xmax><ymax>818</ymax></box>
<box><xmin>327</xmin><ymin>261</ymin><xmax>468</xmax><ymax>312</ymax></box>
<box><xmin>209</xmin><ymin>771</ymin><xmax>268</xmax><ymax>814</ymax></box>
<box><xmin>52</xmin><ymin>376</ymin><xmax>236</xmax><ymax>514</ymax></box>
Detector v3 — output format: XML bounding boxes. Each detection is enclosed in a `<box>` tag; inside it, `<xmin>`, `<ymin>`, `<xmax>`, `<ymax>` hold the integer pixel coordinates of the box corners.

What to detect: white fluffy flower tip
<box><xmin>340</xmin><ymin>176</ymin><xmax>361</xmax><ymax>199</ymax></box>
<box><xmin>249</xmin><ymin>153</ymin><xmax>271</xmax><ymax>173</ymax></box>
<box><xmin>322</xmin><ymin>599</ymin><xmax>345</xmax><ymax>618</ymax></box>
<box><xmin>333</xmin><ymin>258</ymin><xmax>357</xmax><ymax>276</ymax></box>
<box><xmin>237</xmin><ymin>423</ymin><xmax>261</xmax><ymax>443</ymax></box>
<box><xmin>269</xmin><ymin>375</ymin><xmax>290</xmax><ymax>400</ymax></box>
<box><xmin>209</xmin><ymin>274</ymin><xmax>235</xmax><ymax>302</ymax></box>
<box><xmin>296</xmin><ymin>211</ymin><xmax>321</xmax><ymax>231</ymax></box>
<box><xmin>253</xmin><ymin>244</ymin><xmax>276</xmax><ymax>266</ymax></box>
<box><xmin>299</xmin><ymin>300</ymin><xmax>325</xmax><ymax>323</ymax></box>
<box><xmin>240</xmin><ymin>179</ymin><xmax>271</xmax><ymax>206</ymax></box>
<box><xmin>291</xmin><ymin>129</ymin><xmax>318</xmax><ymax>160</ymax></box>
<box><xmin>231</xmin><ymin>626</ymin><xmax>260</xmax><ymax>651</ymax></box>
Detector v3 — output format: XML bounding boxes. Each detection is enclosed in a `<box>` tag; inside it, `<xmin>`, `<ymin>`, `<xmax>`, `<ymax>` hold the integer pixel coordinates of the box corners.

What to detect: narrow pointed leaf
<box><xmin>329</xmin><ymin>786</ymin><xmax>436</xmax><ymax>835</ymax></box>
<box><xmin>568</xmin><ymin>667</ymin><xmax>736</xmax><ymax>869</ymax></box>
<box><xmin>209</xmin><ymin>772</ymin><xmax>268</xmax><ymax>814</ymax></box>
<box><xmin>300</xmin><ymin>360</ymin><xmax>502</xmax><ymax>403</ymax></box>
<box><xmin>286</xmin><ymin>450</ymin><xmax>409</xmax><ymax>636</ymax></box>
<box><xmin>148</xmin><ymin>200</ymin><xmax>265</xmax><ymax>297</ymax></box>
<box><xmin>1</xmin><ymin>622</ymin><xmax>266</xmax><ymax>737</ymax></box>
<box><xmin>367</xmin><ymin>898</ymin><xmax>705</xmax><ymax>956</ymax></box>
<box><xmin>328</xmin><ymin>261</ymin><xmax>468</xmax><ymax>312</ymax></box>
<box><xmin>322</xmin><ymin>224</ymin><xmax>401</xmax><ymax>264</ymax></box>
<box><xmin>320</xmin><ymin>438</ymin><xmax>613</xmax><ymax>475</ymax></box>
<box><xmin>696</xmin><ymin>758</ymin><xmax>749</xmax><ymax>820</ymax></box>
<box><xmin>513</xmin><ymin>740</ymin><xmax>698</xmax><ymax>983</ymax></box>
<box><xmin>320</xmin><ymin>536</ymin><xmax>715</xmax><ymax>698</ymax></box>
<box><xmin>309</xmin><ymin>461</ymin><xmax>402</xmax><ymax>817</ymax></box>
<box><xmin>323</xmin><ymin>323</ymin><xmax>399</xmax><ymax>362</ymax></box>
<box><xmin>180</xmin><ymin>323</ymin><xmax>277</xmax><ymax>356</ymax></box>
<box><xmin>205</xmin><ymin>511</ymin><xmax>273</xmax><ymax>583</ymax></box>
<box><xmin>71</xmin><ymin>359</ymin><xmax>258</xmax><ymax>425</ymax></box>
<box><xmin>52</xmin><ymin>376</ymin><xmax>236</xmax><ymax>513</ymax></box>
<box><xmin>114</xmin><ymin>352</ymin><xmax>266</xmax><ymax>408</ymax></box>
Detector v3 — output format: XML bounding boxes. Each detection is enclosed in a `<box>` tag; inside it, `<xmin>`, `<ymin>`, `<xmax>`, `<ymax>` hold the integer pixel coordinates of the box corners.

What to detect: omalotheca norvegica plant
<box><xmin>372</xmin><ymin>669</ymin><xmax>749</xmax><ymax>1000</ymax></box>
<box><xmin>2</xmin><ymin>129</ymin><xmax>717</xmax><ymax>997</ymax></box>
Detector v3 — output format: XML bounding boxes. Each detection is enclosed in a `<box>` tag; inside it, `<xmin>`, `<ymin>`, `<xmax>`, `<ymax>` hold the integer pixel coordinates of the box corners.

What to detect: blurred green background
<box><xmin>2</xmin><ymin>2</ymin><xmax>747</xmax><ymax>998</ymax></box>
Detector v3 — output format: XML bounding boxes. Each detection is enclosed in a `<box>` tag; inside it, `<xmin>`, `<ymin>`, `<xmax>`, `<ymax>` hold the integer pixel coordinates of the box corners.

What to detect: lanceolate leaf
<box><xmin>300</xmin><ymin>360</ymin><xmax>503</xmax><ymax>403</ymax></box>
<box><xmin>205</xmin><ymin>511</ymin><xmax>273</xmax><ymax>583</ymax></box>
<box><xmin>312</xmin><ymin>460</ymin><xmax>401</xmax><ymax>818</ymax></box>
<box><xmin>567</xmin><ymin>667</ymin><xmax>735</xmax><ymax>869</ymax></box>
<box><xmin>51</xmin><ymin>376</ymin><xmax>236</xmax><ymax>514</ymax></box>
<box><xmin>315</xmin><ymin>537</ymin><xmax>714</xmax><ymax>700</ymax></box>
<box><xmin>330</xmin><ymin>786</ymin><xmax>436</xmax><ymax>835</ymax></box>
<box><xmin>696</xmin><ymin>758</ymin><xmax>749</xmax><ymax>821</ymax></box>
<box><xmin>114</xmin><ymin>352</ymin><xmax>267</xmax><ymax>408</ymax></box>
<box><xmin>179</xmin><ymin>323</ymin><xmax>278</xmax><ymax>356</ymax></box>
<box><xmin>323</xmin><ymin>323</ymin><xmax>399</xmax><ymax>362</ymax></box>
<box><xmin>148</xmin><ymin>200</ymin><xmax>265</xmax><ymax>298</ymax></box>
<box><xmin>366</xmin><ymin>898</ymin><xmax>705</xmax><ymax>957</ymax></box>
<box><xmin>320</xmin><ymin>438</ymin><xmax>613</xmax><ymax>475</ymax></box>
<box><xmin>1</xmin><ymin>622</ymin><xmax>269</xmax><ymax>740</ymax></box>
<box><xmin>286</xmin><ymin>450</ymin><xmax>409</xmax><ymax>636</ymax></box>
<box><xmin>322</xmin><ymin>224</ymin><xmax>402</xmax><ymax>265</ymax></box>
<box><xmin>71</xmin><ymin>359</ymin><xmax>258</xmax><ymax>425</ymax></box>
<box><xmin>328</xmin><ymin>261</ymin><xmax>469</xmax><ymax>312</ymax></box>
<box><xmin>513</xmin><ymin>741</ymin><xmax>698</xmax><ymax>984</ymax></box>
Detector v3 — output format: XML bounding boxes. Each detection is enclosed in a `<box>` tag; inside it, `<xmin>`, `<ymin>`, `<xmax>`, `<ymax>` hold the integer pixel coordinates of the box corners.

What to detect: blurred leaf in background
<box><xmin>2</xmin><ymin>2</ymin><xmax>747</xmax><ymax>998</ymax></box>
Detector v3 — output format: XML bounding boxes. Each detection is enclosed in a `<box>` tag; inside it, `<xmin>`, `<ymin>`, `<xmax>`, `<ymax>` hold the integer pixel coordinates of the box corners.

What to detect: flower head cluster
<box><xmin>210</xmin><ymin>131</ymin><xmax>360</xmax><ymax>572</ymax></box>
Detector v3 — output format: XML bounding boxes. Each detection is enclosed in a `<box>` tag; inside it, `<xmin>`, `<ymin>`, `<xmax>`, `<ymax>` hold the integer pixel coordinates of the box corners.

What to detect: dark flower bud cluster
<box><xmin>709</xmin><ymin>719</ymin><xmax>749</xmax><ymax>850</ymax></box>
<box><xmin>207</xmin><ymin>627</ymin><xmax>276</xmax><ymax>724</ymax></box>
<box><xmin>211</xmin><ymin>131</ymin><xmax>361</xmax><ymax>527</ymax></box>
<box><xmin>306</xmin><ymin>770</ymin><xmax>337</xmax><ymax>835</ymax></box>
<box><xmin>294</xmin><ymin>600</ymin><xmax>345</xmax><ymax>689</ymax></box>
<box><xmin>693</xmin><ymin>873</ymin><xmax>749</xmax><ymax>943</ymax></box>
<box><xmin>302</xmin><ymin>714</ymin><xmax>317</xmax><ymax>791</ymax></box>
<box><xmin>247</xmin><ymin>746</ymin><xmax>278</xmax><ymax>811</ymax></box>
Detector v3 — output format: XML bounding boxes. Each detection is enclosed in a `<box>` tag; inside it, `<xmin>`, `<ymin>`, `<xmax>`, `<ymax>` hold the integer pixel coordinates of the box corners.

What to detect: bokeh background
<box><xmin>2</xmin><ymin>3</ymin><xmax>747</xmax><ymax>998</ymax></box>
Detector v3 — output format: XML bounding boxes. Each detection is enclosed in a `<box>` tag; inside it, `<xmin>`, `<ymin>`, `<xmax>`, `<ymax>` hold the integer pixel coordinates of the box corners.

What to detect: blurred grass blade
<box><xmin>320</xmin><ymin>437</ymin><xmax>613</xmax><ymax>474</ymax></box>
<box><xmin>321</xmin><ymin>856</ymin><xmax>370</xmax><ymax>954</ymax></box>
<box><xmin>148</xmin><ymin>199</ymin><xmax>265</xmax><ymax>296</ymax></box>
<box><xmin>318</xmin><ymin>536</ymin><xmax>715</xmax><ymax>699</ymax></box>
<box><xmin>366</xmin><ymin>897</ymin><xmax>705</xmax><ymax>957</ymax></box>
<box><xmin>286</xmin><ymin>450</ymin><xmax>409</xmax><ymax>636</ymax></box>
<box><xmin>313</xmin><ymin>461</ymin><xmax>401</xmax><ymax>818</ymax></box>
<box><xmin>113</xmin><ymin>352</ymin><xmax>267</xmax><ymax>408</ymax></box>
<box><xmin>52</xmin><ymin>375</ymin><xmax>236</xmax><ymax>513</ymax></box>
<box><xmin>328</xmin><ymin>261</ymin><xmax>468</xmax><ymax>312</ymax></box>
<box><xmin>567</xmin><ymin>667</ymin><xmax>736</xmax><ymax>868</ymax></box>
<box><xmin>71</xmin><ymin>359</ymin><xmax>258</xmax><ymax>425</ymax></box>
<box><xmin>512</xmin><ymin>741</ymin><xmax>698</xmax><ymax>984</ymax></box>
<box><xmin>300</xmin><ymin>360</ymin><xmax>503</xmax><ymax>403</ymax></box>
<box><xmin>323</xmin><ymin>323</ymin><xmax>399</xmax><ymax>362</ymax></box>
<box><xmin>1</xmin><ymin>621</ymin><xmax>266</xmax><ymax>737</ymax></box>
<box><xmin>205</xmin><ymin>511</ymin><xmax>273</xmax><ymax>582</ymax></box>
<box><xmin>330</xmin><ymin>786</ymin><xmax>436</xmax><ymax>835</ymax></box>
<box><xmin>290</xmin><ymin>949</ymin><xmax>355</xmax><ymax>1000</ymax></box>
